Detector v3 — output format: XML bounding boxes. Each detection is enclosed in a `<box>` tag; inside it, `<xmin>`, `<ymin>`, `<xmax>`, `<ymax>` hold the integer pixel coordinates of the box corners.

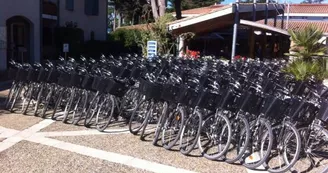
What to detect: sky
<box><xmin>222</xmin><ymin>0</ymin><xmax>319</xmax><ymax>4</ymax></box>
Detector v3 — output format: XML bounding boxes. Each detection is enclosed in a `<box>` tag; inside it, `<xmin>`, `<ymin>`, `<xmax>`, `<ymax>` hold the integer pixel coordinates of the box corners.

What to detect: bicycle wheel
<box><xmin>294</xmin><ymin>123</ymin><xmax>328</xmax><ymax>173</ymax></box>
<box><xmin>198</xmin><ymin>110</ymin><xmax>232</xmax><ymax>160</ymax></box>
<box><xmin>180</xmin><ymin>110</ymin><xmax>203</xmax><ymax>155</ymax></box>
<box><xmin>84</xmin><ymin>95</ymin><xmax>101</xmax><ymax>127</ymax></box>
<box><xmin>140</xmin><ymin>101</ymin><xmax>164</xmax><ymax>140</ymax></box>
<box><xmin>152</xmin><ymin>101</ymin><xmax>169</xmax><ymax>146</ymax></box>
<box><xmin>128</xmin><ymin>98</ymin><xmax>151</xmax><ymax>135</ymax></box>
<box><xmin>51</xmin><ymin>88</ymin><xmax>65</xmax><ymax>120</ymax></box>
<box><xmin>41</xmin><ymin>86</ymin><xmax>54</xmax><ymax>118</ymax></box>
<box><xmin>242</xmin><ymin>118</ymin><xmax>273</xmax><ymax>170</ymax></box>
<box><xmin>33</xmin><ymin>84</ymin><xmax>45</xmax><ymax>116</ymax></box>
<box><xmin>22</xmin><ymin>83</ymin><xmax>34</xmax><ymax>114</ymax></box>
<box><xmin>120</xmin><ymin>88</ymin><xmax>139</xmax><ymax>120</ymax></box>
<box><xmin>10</xmin><ymin>83</ymin><xmax>25</xmax><ymax>112</ymax></box>
<box><xmin>264</xmin><ymin>121</ymin><xmax>301</xmax><ymax>173</ymax></box>
<box><xmin>72</xmin><ymin>90</ymin><xmax>89</xmax><ymax>125</ymax></box>
<box><xmin>225</xmin><ymin>114</ymin><xmax>250</xmax><ymax>163</ymax></box>
<box><xmin>5</xmin><ymin>82</ymin><xmax>17</xmax><ymax>109</ymax></box>
<box><xmin>96</xmin><ymin>95</ymin><xmax>115</xmax><ymax>132</ymax></box>
<box><xmin>62</xmin><ymin>88</ymin><xmax>76</xmax><ymax>123</ymax></box>
<box><xmin>162</xmin><ymin>107</ymin><xmax>185</xmax><ymax>150</ymax></box>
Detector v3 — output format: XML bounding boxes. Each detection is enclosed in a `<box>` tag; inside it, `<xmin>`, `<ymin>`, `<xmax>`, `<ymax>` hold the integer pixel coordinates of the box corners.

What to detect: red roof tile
<box><xmin>257</xmin><ymin>19</ymin><xmax>328</xmax><ymax>33</ymax></box>
<box><xmin>181</xmin><ymin>5</ymin><xmax>225</xmax><ymax>15</ymax></box>
<box><xmin>287</xmin><ymin>4</ymin><xmax>328</xmax><ymax>13</ymax></box>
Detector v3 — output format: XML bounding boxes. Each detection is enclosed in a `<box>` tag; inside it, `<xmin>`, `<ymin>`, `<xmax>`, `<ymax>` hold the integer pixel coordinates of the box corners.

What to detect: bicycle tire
<box><xmin>162</xmin><ymin>107</ymin><xmax>185</xmax><ymax>150</ymax></box>
<box><xmin>199</xmin><ymin>111</ymin><xmax>232</xmax><ymax>160</ymax></box>
<box><xmin>22</xmin><ymin>84</ymin><xmax>34</xmax><ymax>115</ymax></box>
<box><xmin>10</xmin><ymin>84</ymin><xmax>23</xmax><ymax>112</ymax></box>
<box><xmin>152</xmin><ymin>101</ymin><xmax>169</xmax><ymax>146</ymax></box>
<box><xmin>33</xmin><ymin>85</ymin><xmax>44</xmax><ymax>116</ymax></box>
<box><xmin>5</xmin><ymin>82</ymin><xmax>16</xmax><ymax>109</ymax></box>
<box><xmin>180</xmin><ymin>110</ymin><xmax>203</xmax><ymax>155</ymax></box>
<box><xmin>84</xmin><ymin>95</ymin><xmax>100</xmax><ymax>127</ymax></box>
<box><xmin>41</xmin><ymin>87</ymin><xmax>54</xmax><ymax>118</ymax></box>
<box><xmin>264</xmin><ymin>121</ymin><xmax>301</xmax><ymax>173</ymax></box>
<box><xmin>242</xmin><ymin>118</ymin><xmax>273</xmax><ymax>170</ymax></box>
<box><xmin>72</xmin><ymin>90</ymin><xmax>89</xmax><ymax>125</ymax></box>
<box><xmin>51</xmin><ymin>89</ymin><xmax>64</xmax><ymax>120</ymax></box>
<box><xmin>96</xmin><ymin>95</ymin><xmax>115</xmax><ymax>132</ymax></box>
<box><xmin>128</xmin><ymin>98</ymin><xmax>151</xmax><ymax>135</ymax></box>
<box><xmin>62</xmin><ymin>88</ymin><xmax>76</xmax><ymax>123</ymax></box>
<box><xmin>225</xmin><ymin>114</ymin><xmax>250</xmax><ymax>163</ymax></box>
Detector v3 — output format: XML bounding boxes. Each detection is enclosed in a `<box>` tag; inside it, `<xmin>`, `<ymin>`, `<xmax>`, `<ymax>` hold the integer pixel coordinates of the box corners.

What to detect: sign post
<box><xmin>147</xmin><ymin>41</ymin><xmax>157</xmax><ymax>59</ymax></box>
<box><xmin>63</xmin><ymin>43</ymin><xmax>69</xmax><ymax>61</ymax></box>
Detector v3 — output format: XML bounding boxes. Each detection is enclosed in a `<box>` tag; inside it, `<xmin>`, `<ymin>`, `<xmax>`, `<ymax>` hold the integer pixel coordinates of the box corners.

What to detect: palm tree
<box><xmin>288</xmin><ymin>25</ymin><xmax>327</xmax><ymax>61</ymax></box>
<box><xmin>285</xmin><ymin>25</ymin><xmax>328</xmax><ymax>81</ymax></box>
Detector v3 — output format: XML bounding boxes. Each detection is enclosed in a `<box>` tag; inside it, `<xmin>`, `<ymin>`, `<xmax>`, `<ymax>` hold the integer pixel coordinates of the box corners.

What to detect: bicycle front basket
<box><xmin>161</xmin><ymin>83</ymin><xmax>180</xmax><ymax>103</ymax></box>
<box><xmin>260</xmin><ymin>95</ymin><xmax>287</xmax><ymax>121</ymax></box>
<box><xmin>317</xmin><ymin>100</ymin><xmax>328</xmax><ymax>123</ymax></box>
<box><xmin>15</xmin><ymin>68</ymin><xmax>28</xmax><ymax>82</ymax></box>
<box><xmin>106</xmin><ymin>79</ymin><xmax>128</xmax><ymax>97</ymax></box>
<box><xmin>237</xmin><ymin>91</ymin><xmax>263</xmax><ymax>115</ymax></box>
<box><xmin>197</xmin><ymin>90</ymin><xmax>220</xmax><ymax>111</ymax></box>
<box><xmin>69</xmin><ymin>73</ymin><xmax>83</xmax><ymax>88</ymax></box>
<box><xmin>177</xmin><ymin>86</ymin><xmax>199</xmax><ymax>107</ymax></box>
<box><xmin>81</xmin><ymin>75</ymin><xmax>94</xmax><ymax>91</ymax></box>
<box><xmin>138</xmin><ymin>79</ymin><xmax>163</xmax><ymax>100</ymax></box>
<box><xmin>58</xmin><ymin>72</ymin><xmax>71</xmax><ymax>87</ymax></box>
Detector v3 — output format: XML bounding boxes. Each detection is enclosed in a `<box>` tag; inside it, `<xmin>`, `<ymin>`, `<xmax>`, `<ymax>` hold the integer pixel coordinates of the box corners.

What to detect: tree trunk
<box><xmin>174</xmin><ymin>0</ymin><xmax>182</xmax><ymax>19</ymax></box>
<box><xmin>158</xmin><ymin>0</ymin><xmax>166</xmax><ymax>17</ymax></box>
<box><xmin>113</xmin><ymin>9</ymin><xmax>116</xmax><ymax>31</ymax></box>
<box><xmin>118</xmin><ymin>13</ymin><xmax>122</xmax><ymax>27</ymax></box>
<box><xmin>150</xmin><ymin>0</ymin><xmax>159</xmax><ymax>19</ymax></box>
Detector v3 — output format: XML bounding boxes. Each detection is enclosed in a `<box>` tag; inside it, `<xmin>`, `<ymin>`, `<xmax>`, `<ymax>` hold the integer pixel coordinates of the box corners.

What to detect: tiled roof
<box><xmin>181</xmin><ymin>5</ymin><xmax>225</xmax><ymax>15</ymax></box>
<box><xmin>257</xmin><ymin>19</ymin><xmax>328</xmax><ymax>33</ymax></box>
<box><xmin>288</xmin><ymin>4</ymin><xmax>328</xmax><ymax>13</ymax></box>
<box><xmin>170</xmin><ymin>5</ymin><xmax>232</xmax><ymax>25</ymax></box>
<box><xmin>179</xmin><ymin>4</ymin><xmax>328</xmax><ymax>15</ymax></box>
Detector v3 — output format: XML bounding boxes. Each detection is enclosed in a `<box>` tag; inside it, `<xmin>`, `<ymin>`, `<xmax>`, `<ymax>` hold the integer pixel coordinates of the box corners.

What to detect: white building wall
<box><xmin>59</xmin><ymin>0</ymin><xmax>107</xmax><ymax>41</ymax></box>
<box><xmin>0</xmin><ymin>0</ymin><xmax>41</xmax><ymax>71</ymax></box>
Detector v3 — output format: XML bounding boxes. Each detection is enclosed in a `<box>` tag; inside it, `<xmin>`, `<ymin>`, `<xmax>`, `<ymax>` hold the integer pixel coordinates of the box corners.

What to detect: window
<box><xmin>66</xmin><ymin>0</ymin><xmax>74</xmax><ymax>11</ymax></box>
<box><xmin>85</xmin><ymin>0</ymin><xmax>99</xmax><ymax>16</ymax></box>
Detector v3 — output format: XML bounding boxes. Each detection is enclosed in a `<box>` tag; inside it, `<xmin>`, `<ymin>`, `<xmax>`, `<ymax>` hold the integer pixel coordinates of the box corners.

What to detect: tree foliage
<box><xmin>135</xmin><ymin>14</ymin><xmax>176</xmax><ymax>56</ymax></box>
<box><xmin>287</xmin><ymin>25</ymin><xmax>327</xmax><ymax>61</ymax></box>
<box><xmin>284</xmin><ymin>25</ymin><xmax>328</xmax><ymax>81</ymax></box>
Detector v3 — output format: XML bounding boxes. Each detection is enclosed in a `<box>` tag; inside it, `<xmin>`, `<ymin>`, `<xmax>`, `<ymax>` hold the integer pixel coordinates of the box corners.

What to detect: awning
<box><xmin>240</xmin><ymin>19</ymin><xmax>290</xmax><ymax>35</ymax></box>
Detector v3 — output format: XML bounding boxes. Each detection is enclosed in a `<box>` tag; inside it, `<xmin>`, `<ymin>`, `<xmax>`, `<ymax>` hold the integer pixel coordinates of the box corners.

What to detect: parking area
<box><xmin>0</xmin><ymin>88</ymin><xmax>327</xmax><ymax>173</ymax></box>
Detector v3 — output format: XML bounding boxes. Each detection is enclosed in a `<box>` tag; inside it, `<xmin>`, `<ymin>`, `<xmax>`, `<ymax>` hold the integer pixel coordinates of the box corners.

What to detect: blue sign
<box><xmin>147</xmin><ymin>41</ymin><xmax>157</xmax><ymax>59</ymax></box>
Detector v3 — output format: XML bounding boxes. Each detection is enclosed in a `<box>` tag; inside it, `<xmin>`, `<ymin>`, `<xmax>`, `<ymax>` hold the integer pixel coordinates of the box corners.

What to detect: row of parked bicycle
<box><xmin>5</xmin><ymin>55</ymin><xmax>328</xmax><ymax>173</ymax></box>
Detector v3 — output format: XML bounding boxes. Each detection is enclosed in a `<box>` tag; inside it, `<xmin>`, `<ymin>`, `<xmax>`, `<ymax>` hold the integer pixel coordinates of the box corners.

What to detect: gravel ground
<box><xmin>41</xmin><ymin>119</ymin><xmax>129</xmax><ymax>132</ymax></box>
<box><xmin>40</xmin><ymin>121</ymin><xmax>90</xmax><ymax>132</ymax></box>
<box><xmin>292</xmin><ymin>157</ymin><xmax>328</xmax><ymax>173</ymax></box>
<box><xmin>0</xmin><ymin>113</ymin><xmax>43</xmax><ymax>130</ymax></box>
<box><xmin>0</xmin><ymin>140</ymin><xmax>150</xmax><ymax>173</ymax></box>
<box><xmin>53</xmin><ymin>134</ymin><xmax>247</xmax><ymax>173</ymax></box>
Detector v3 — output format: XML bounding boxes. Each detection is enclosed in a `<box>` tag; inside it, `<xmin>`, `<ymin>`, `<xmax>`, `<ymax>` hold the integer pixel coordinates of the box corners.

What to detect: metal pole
<box><xmin>231</xmin><ymin>0</ymin><xmax>240</xmax><ymax>62</ymax></box>
<box><xmin>265</xmin><ymin>0</ymin><xmax>269</xmax><ymax>24</ymax></box>
<box><xmin>253</xmin><ymin>0</ymin><xmax>256</xmax><ymax>21</ymax></box>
